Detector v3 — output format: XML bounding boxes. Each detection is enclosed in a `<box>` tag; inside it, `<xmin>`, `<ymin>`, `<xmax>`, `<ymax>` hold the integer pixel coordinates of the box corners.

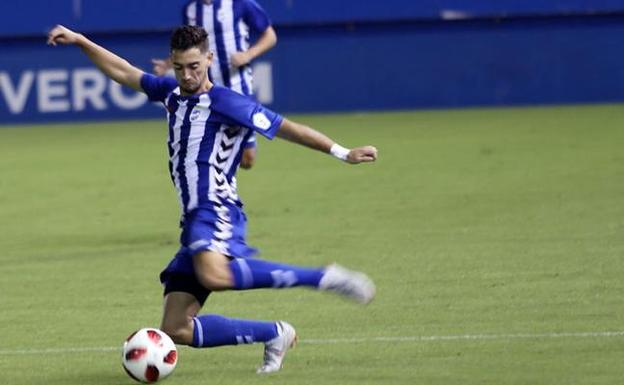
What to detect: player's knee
<box><xmin>193</xmin><ymin>251</ymin><xmax>234</xmax><ymax>290</ymax></box>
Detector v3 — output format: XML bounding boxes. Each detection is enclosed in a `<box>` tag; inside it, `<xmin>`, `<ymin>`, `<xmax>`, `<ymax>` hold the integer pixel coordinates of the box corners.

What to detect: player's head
<box><xmin>169</xmin><ymin>25</ymin><xmax>213</xmax><ymax>95</ymax></box>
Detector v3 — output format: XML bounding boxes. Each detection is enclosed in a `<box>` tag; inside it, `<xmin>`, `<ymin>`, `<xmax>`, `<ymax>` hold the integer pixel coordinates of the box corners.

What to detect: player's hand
<box><xmin>47</xmin><ymin>25</ymin><xmax>82</xmax><ymax>46</ymax></box>
<box><xmin>346</xmin><ymin>146</ymin><xmax>378</xmax><ymax>164</ymax></box>
<box><xmin>152</xmin><ymin>58</ymin><xmax>171</xmax><ymax>76</ymax></box>
<box><xmin>230</xmin><ymin>51</ymin><xmax>251</xmax><ymax>67</ymax></box>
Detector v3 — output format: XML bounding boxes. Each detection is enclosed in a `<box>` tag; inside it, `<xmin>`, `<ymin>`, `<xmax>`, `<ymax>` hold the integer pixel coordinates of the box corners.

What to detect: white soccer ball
<box><xmin>122</xmin><ymin>328</ymin><xmax>178</xmax><ymax>383</ymax></box>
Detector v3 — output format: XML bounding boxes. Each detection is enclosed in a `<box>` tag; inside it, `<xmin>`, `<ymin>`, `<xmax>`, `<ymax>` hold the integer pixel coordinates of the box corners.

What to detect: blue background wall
<box><xmin>3</xmin><ymin>1</ymin><xmax>624</xmax><ymax>35</ymax></box>
<box><xmin>1</xmin><ymin>1</ymin><xmax>624</xmax><ymax>123</ymax></box>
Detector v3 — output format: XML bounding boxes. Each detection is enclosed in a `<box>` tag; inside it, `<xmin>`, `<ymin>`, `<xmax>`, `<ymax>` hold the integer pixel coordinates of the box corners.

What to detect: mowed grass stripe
<box><xmin>2</xmin><ymin>330</ymin><xmax>623</xmax><ymax>355</ymax></box>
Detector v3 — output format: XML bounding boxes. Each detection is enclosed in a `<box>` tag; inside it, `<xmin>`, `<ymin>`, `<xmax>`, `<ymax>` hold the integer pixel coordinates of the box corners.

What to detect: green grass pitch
<box><xmin>0</xmin><ymin>104</ymin><xmax>623</xmax><ymax>385</ymax></box>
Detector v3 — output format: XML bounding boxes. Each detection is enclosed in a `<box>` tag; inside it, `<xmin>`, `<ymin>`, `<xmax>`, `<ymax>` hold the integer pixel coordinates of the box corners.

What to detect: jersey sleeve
<box><xmin>242</xmin><ymin>0</ymin><xmax>272</xmax><ymax>34</ymax></box>
<box><xmin>140</xmin><ymin>73</ymin><xmax>178</xmax><ymax>102</ymax></box>
<box><xmin>210</xmin><ymin>86</ymin><xmax>282</xmax><ymax>139</ymax></box>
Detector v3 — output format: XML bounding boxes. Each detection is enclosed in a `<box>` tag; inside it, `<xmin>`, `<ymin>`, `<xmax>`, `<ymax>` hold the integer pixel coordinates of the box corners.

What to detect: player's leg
<box><xmin>159</xmin><ymin>275</ymin><xmax>296</xmax><ymax>373</ymax></box>
<box><xmin>189</xmin><ymin>314</ymin><xmax>297</xmax><ymax>374</ymax></box>
<box><xmin>160</xmin><ymin>291</ymin><xmax>201</xmax><ymax>345</ymax></box>
<box><xmin>192</xmin><ymin>250</ymin><xmax>324</xmax><ymax>289</ymax></box>
<box><xmin>161</xmin><ymin>292</ymin><xmax>285</xmax><ymax>348</ymax></box>
<box><xmin>184</xmin><ymin>206</ymin><xmax>375</xmax><ymax>303</ymax></box>
<box><xmin>192</xmin><ymin>250</ymin><xmax>375</xmax><ymax>303</ymax></box>
<box><xmin>188</xmin><ymin>312</ymin><xmax>297</xmax><ymax>374</ymax></box>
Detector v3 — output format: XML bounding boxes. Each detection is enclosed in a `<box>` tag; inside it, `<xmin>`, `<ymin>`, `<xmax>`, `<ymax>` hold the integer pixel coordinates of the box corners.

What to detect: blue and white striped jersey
<box><xmin>183</xmin><ymin>0</ymin><xmax>272</xmax><ymax>97</ymax></box>
<box><xmin>140</xmin><ymin>73</ymin><xmax>282</xmax><ymax>219</ymax></box>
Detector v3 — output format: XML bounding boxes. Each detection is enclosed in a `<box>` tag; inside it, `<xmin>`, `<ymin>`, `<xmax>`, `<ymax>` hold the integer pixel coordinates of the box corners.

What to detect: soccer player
<box><xmin>152</xmin><ymin>0</ymin><xmax>277</xmax><ymax>169</ymax></box>
<box><xmin>48</xmin><ymin>24</ymin><xmax>377</xmax><ymax>374</ymax></box>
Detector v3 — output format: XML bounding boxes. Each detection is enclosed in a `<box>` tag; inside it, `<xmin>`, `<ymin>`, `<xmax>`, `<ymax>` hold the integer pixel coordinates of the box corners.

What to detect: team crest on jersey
<box><xmin>252</xmin><ymin>112</ymin><xmax>271</xmax><ymax>130</ymax></box>
<box><xmin>190</xmin><ymin>109</ymin><xmax>202</xmax><ymax>121</ymax></box>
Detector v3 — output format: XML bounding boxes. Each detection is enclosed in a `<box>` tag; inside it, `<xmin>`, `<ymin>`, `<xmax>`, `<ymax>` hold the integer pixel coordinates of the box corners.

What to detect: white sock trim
<box><xmin>193</xmin><ymin>317</ymin><xmax>204</xmax><ymax>347</ymax></box>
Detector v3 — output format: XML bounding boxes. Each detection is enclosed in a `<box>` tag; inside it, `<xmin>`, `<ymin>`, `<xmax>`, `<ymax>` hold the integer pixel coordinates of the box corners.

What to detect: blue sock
<box><xmin>228</xmin><ymin>257</ymin><xmax>324</xmax><ymax>290</ymax></box>
<box><xmin>191</xmin><ymin>314</ymin><xmax>278</xmax><ymax>348</ymax></box>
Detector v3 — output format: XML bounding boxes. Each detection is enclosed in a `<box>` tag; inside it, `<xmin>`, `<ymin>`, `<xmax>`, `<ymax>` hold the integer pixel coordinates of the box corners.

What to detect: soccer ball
<box><xmin>122</xmin><ymin>328</ymin><xmax>178</xmax><ymax>383</ymax></box>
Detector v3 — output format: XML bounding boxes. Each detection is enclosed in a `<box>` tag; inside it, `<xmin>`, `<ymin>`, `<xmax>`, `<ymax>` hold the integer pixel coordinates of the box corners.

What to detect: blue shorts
<box><xmin>160</xmin><ymin>206</ymin><xmax>258</xmax><ymax>304</ymax></box>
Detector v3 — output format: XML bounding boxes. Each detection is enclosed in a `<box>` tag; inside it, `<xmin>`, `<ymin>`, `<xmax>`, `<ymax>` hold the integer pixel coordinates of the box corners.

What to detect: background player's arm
<box><xmin>152</xmin><ymin>58</ymin><xmax>173</xmax><ymax>76</ymax></box>
<box><xmin>47</xmin><ymin>25</ymin><xmax>144</xmax><ymax>92</ymax></box>
<box><xmin>240</xmin><ymin>147</ymin><xmax>257</xmax><ymax>169</ymax></box>
<box><xmin>230</xmin><ymin>26</ymin><xmax>277</xmax><ymax>67</ymax></box>
<box><xmin>276</xmin><ymin>118</ymin><xmax>377</xmax><ymax>164</ymax></box>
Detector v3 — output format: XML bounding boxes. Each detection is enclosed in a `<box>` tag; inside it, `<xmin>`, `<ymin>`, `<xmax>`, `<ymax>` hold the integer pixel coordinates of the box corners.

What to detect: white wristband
<box><xmin>330</xmin><ymin>143</ymin><xmax>350</xmax><ymax>161</ymax></box>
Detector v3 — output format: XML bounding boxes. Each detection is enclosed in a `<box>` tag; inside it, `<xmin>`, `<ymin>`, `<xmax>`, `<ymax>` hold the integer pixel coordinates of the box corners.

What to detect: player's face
<box><xmin>171</xmin><ymin>47</ymin><xmax>212</xmax><ymax>95</ymax></box>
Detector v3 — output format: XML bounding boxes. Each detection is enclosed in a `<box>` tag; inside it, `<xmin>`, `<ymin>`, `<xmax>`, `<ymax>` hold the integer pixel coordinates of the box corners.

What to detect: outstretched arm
<box><xmin>276</xmin><ymin>118</ymin><xmax>378</xmax><ymax>164</ymax></box>
<box><xmin>230</xmin><ymin>26</ymin><xmax>277</xmax><ymax>68</ymax></box>
<box><xmin>47</xmin><ymin>25</ymin><xmax>144</xmax><ymax>92</ymax></box>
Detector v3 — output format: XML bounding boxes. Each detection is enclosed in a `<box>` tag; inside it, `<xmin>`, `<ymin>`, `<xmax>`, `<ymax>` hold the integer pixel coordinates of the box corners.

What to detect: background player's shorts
<box><xmin>160</xmin><ymin>205</ymin><xmax>258</xmax><ymax>304</ymax></box>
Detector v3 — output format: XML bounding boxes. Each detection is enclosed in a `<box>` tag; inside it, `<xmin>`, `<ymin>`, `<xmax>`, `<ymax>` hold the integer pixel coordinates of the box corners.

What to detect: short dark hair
<box><xmin>170</xmin><ymin>25</ymin><xmax>208</xmax><ymax>52</ymax></box>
